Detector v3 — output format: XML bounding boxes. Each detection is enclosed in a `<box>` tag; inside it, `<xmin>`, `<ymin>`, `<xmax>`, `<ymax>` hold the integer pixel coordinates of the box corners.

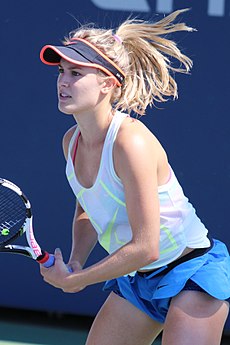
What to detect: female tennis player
<box><xmin>40</xmin><ymin>9</ymin><xmax>230</xmax><ymax>345</ymax></box>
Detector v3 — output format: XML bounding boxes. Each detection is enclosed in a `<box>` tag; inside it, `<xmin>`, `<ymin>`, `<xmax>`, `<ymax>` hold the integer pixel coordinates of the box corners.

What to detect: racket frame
<box><xmin>0</xmin><ymin>178</ymin><xmax>51</xmax><ymax>264</ymax></box>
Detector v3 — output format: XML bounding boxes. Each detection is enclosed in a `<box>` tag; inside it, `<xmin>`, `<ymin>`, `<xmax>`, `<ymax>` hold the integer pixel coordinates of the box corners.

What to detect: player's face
<box><xmin>57</xmin><ymin>59</ymin><xmax>103</xmax><ymax>115</ymax></box>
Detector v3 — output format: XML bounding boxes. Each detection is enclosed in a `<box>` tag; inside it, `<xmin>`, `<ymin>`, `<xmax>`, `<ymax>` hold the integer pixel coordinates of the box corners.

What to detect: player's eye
<box><xmin>58</xmin><ymin>67</ymin><xmax>64</xmax><ymax>74</ymax></box>
<box><xmin>71</xmin><ymin>70</ymin><xmax>81</xmax><ymax>77</ymax></box>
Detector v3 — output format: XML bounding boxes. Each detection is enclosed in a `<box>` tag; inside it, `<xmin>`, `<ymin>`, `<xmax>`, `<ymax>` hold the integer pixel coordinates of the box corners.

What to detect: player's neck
<box><xmin>74</xmin><ymin>106</ymin><xmax>114</xmax><ymax>147</ymax></box>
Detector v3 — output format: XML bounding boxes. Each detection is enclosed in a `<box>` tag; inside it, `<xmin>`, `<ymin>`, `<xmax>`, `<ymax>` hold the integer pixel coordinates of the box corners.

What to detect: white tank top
<box><xmin>66</xmin><ymin>111</ymin><xmax>210</xmax><ymax>273</ymax></box>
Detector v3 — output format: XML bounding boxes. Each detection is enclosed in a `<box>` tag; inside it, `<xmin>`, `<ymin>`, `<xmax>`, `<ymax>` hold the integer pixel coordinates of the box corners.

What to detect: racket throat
<box><xmin>36</xmin><ymin>250</ymin><xmax>50</xmax><ymax>264</ymax></box>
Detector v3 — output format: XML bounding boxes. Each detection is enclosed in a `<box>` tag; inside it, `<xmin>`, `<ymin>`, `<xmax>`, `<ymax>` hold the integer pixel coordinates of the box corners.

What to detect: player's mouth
<box><xmin>59</xmin><ymin>92</ymin><xmax>71</xmax><ymax>100</ymax></box>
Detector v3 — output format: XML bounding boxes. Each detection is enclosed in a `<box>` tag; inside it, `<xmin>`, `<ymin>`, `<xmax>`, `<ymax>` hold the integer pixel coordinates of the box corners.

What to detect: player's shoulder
<box><xmin>116</xmin><ymin>116</ymin><xmax>160</xmax><ymax>151</ymax></box>
<box><xmin>114</xmin><ymin>115</ymin><xmax>169</xmax><ymax>182</ymax></box>
<box><xmin>62</xmin><ymin>125</ymin><xmax>78</xmax><ymax>160</ymax></box>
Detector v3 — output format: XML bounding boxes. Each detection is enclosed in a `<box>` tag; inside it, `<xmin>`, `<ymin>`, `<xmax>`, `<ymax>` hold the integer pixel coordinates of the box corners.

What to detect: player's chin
<box><xmin>58</xmin><ymin>99</ymin><xmax>74</xmax><ymax>115</ymax></box>
<box><xmin>58</xmin><ymin>103</ymin><xmax>75</xmax><ymax>115</ymax></box>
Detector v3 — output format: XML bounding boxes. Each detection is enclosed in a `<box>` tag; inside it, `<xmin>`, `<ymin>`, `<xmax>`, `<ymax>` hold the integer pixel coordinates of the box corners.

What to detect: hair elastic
<box><xmin>113</xmin><ymin>34</ymin><xmax>123</xmax><ymax>44</ymax></box>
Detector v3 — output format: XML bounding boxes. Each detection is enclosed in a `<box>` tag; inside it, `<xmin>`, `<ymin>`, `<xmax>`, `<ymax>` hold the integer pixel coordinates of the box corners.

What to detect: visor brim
<box><xmin>40</xmin><ymin>40</ymin><xmax>125</xmax><ymax>86</ymax></box>
<box><xmin>40</xmin><ymin>45</ymin><xmax>90</xmax><ymax>65</ymax></box>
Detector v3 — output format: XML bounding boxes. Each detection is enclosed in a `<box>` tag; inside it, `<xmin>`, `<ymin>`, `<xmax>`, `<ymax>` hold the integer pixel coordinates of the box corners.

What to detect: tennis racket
<box><xmin>0</xmin><ymin>177</ymin><xmax>54</xmax><ymax>267</ymax></box>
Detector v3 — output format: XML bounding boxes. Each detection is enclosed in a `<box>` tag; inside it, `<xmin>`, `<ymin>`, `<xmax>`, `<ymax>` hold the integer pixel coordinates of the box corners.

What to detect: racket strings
<box><xmin>0</xmin><ymin>186</ymin><xmax>27</xmax><ymax>243</ymax></box>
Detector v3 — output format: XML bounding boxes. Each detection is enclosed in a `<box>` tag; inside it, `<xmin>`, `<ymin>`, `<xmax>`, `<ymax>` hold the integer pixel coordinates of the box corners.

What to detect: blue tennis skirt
<box><xmin>103</xmin><ymin>239</ymin><xmax>230</xmax><ymax>323</ymax></box>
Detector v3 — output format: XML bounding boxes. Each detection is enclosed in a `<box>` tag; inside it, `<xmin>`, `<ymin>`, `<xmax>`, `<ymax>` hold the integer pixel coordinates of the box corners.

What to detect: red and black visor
<box><xmin>40</xmin><ymin>38</ymin><xmax>125</xmax><ymax>86</ymax></box>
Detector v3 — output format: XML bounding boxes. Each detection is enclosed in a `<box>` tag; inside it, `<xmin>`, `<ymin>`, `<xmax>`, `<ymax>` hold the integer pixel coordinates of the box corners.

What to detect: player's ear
<box><xmin>101</xmin><ymin>76</ymin><xmax>117</xmax><ymax>94</ymax></box>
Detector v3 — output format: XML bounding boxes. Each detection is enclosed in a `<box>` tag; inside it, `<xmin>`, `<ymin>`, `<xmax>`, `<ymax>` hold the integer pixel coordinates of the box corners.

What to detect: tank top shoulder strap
<box><xmin>68</xmin><ymin>126</ymin><xmax>80</xmax><ymax>161</ymax></box>
<box><xmin>105</xmin><ymin>111</ymin><xmax>128</xmax><ymax>144</ymax></box>
<box><xmin>100</xmin><ymin>111</ymin><xmax>128</xmax><ymax>179</ymax></box>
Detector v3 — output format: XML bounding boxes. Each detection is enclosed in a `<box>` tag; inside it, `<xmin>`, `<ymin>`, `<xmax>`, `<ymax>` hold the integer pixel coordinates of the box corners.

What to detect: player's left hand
<box><xmin>40</xmin><ymin>248</ymin><xmax>86</xmax><ymax>293</ymax></box>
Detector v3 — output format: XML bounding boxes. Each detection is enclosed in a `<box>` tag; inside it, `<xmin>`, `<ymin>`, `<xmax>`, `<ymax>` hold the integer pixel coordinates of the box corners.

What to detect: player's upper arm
<box><xmin>62</xmin><ymin>125</ymin><xmax>78</xmax><ymax>161</ymax></box>
<box><xmin>113</xmin><ymin>119</ymin><xmax>161</xmax><ymax>259</ymax></box>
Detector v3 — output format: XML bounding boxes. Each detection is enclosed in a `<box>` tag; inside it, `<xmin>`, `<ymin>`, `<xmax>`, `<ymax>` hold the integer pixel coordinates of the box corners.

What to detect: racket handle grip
<box><xmin>41</xmin><ymin>253</ymin><xmax>73</xmax><ymax>272</ymax></box>
<box><xmin>42</xmin><ymin>253</ymin><xmax>55</xmax><ymax>268</ymax></box>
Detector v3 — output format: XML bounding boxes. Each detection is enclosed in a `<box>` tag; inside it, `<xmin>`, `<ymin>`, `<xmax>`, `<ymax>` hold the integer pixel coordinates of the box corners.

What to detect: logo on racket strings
<box><xmin>1</xmin><ymin>228</ymin><xmax>10</xmax><ymax>236</ymax></box>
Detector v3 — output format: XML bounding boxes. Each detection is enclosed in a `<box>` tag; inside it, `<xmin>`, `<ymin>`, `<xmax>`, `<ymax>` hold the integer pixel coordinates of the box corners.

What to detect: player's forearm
<box><xmin>69</xmin><ymin>227</ymin><xmax>97</xmax><ymax>268</ymax></box>
<box><xmin>69</xmin><ymin>239</ymin><xmax>158</xmax><ymax>286</ymax></box>
<box><xmin>68</xmin><ymin>209</ymin><xmax>97</xmax><ymax>268</ymax></box>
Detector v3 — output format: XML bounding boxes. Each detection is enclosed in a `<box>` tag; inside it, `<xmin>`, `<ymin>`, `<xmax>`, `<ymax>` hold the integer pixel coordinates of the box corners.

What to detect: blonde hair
<box><xmin>64</xmin><ymin>8</ymin><xmax>194</xmax><ymax>115</ymax></box>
